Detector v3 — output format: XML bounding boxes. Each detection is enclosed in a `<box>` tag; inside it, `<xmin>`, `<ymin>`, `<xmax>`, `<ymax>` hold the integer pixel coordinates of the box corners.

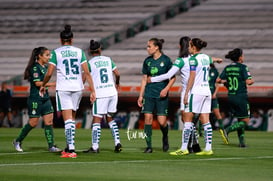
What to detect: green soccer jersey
<box><xmin>209</xmin><ymin>66</ymin><xmax>219</xmax><ymax>94</ymax></box>
<box><xmin>142</xmin><ymin>54</ymin><xmax>173</xmax><ymax>98</ymax></box>
<box><xmin>29</xmin><ymin>62</ymin><xmax>50</xmax><ymax>100</ymax></box>
<box><xmin>219</xmin><ymin>62</ymin><xmax>252</xmax><ymax>95</ymax></box>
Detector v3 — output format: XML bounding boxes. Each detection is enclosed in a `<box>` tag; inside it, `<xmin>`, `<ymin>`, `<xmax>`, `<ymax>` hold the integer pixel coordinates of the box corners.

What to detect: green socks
<box><xmin>160</xmin><ymin>124</ymin><xmax>168</xmax><ymax>138</ymax></box>
<box><xmin>217</xmin><ymin>119</ymin><xmax>224</xmax><ymax>130</ymax></box>
<box><xmin>144</xmin><ymin>124</ymin><xmax>152</xmax><ymax>148</ymax></box>
<box><xmin>44</xmin><ymin>125</ymin><xmax>54</xmax><ymax>148</ymax></box>
<box><xmin>227</xmin><ymin>121</ymin><xmax>246</xmax><ymax>134</ymax></box>
<box><xmin>16</xmin><ymin>123</ymin><xmax>33</xmax><ymax>142</ymax></box>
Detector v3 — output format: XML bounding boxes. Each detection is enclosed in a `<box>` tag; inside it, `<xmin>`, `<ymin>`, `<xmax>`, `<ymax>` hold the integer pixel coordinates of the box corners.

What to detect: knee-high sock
<box><xmin>44</xmin><ymin>125</ymin><xmax>54</xmax><ymax>148</ymax></box>
<box><xmin>181</xmin><ymin>122</ymin><xmax>193</xmax><ymax>150</ymax></box>
<box><xmin>192</xmin><ymin>122</ymin><xmax>199</xmax><ymax>145</ymax></box>
<box><xmin>217</xmin><ymin>119</ymin><xmax>224</xmax><ymax>129</ymax></box>
<box><xmin>92</xmin><ymin>123</ymin><xmax>101</xmax><ymax>150</ymax></box>
<box><xmin>16</xmin><ymin>123</ymin><xmax>34</xmax><ymax>142</ymax></box>
<box><xmin>64</xmin><ymin>119</ymin><xmax>75</xmax><ymax>152</ymax></box>
<box><xmin>160</xmin><ymin>124</ymin><xmax>168</xmax><ymax>139</ymax></box>
<box><xmin>108</xmin><ymin>120</ymin><xmax>120</xmax><ymax>146</ymax></box>
<box><xmin>203</xmin><ymin>122</ymin><xmax>213</xmax><ymax>151</ymax></box>
<box><xmin>237</xmin><ymin>127</ymin><xmax>246</xmax><ymax>145</ymax></box>
<box><xmin>144</xmin><ymin>124</ymin><xmax>152</xmax><ymax>148</ymax></box>
<box><xmin>226</xmin><ymin>121</ymin><xmax>246</xmax><ymax>134</ymax></box>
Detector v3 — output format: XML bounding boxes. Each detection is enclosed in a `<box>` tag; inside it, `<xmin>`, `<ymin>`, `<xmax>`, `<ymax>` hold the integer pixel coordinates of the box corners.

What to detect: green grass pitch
<box><xmin>0</xmin><ymin>128</ymin><xmax>273</xmax><ymax>181</ymax></box>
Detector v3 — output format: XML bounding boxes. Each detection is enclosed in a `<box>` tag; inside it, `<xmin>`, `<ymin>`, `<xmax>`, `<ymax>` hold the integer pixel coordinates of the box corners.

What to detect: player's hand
<box><xmin>137</xmin><ymin>97</ymin><xmax>143</xmax><ymax>107</ymax></box>
<box><xmin>183</xmin><ymin>94</ymin><xmax>188</xmax><ymax>105</ymax></box>
<box><xmin>160</xmin><ymin>88</ymin><xmax>168</xmax><ymax>98</ymax></box>
<box><xmin>212</xmin><ymin>57</ymin><xmax>223</xmax><ymax>63</ymax></box>
<box><xmin>147</xmin><ymin>76</ymin><xmax>151</xmax><ymax>83</ymax></box>
<box><xmin>39</xmin><ymin>86</ymin><xmax>46</xmax><ymax>97</ymax></box>
<box><xmin>90</xmin><ymin>91</ymin><xmax>96</xmax><ymax>104</ymax></box>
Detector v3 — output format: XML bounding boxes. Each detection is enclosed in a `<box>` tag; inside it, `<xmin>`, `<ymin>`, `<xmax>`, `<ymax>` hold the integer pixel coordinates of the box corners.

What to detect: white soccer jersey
<box><xmin>88</xmin><ymin>55</ymin><xmax>117</xmax><ymax>98</ymax></box>
<box><xmin>175</xmin><ymin>56</ymin><xmax>190</xmax><ymax>89</ymax></box>
<box><xmin>49</xmin><ymin>45</ymin><xmax>86</xmax><ymax>91</ymax></box>
<box><xmin>189</xmin><ymin>53</ymin><xmax>213</xmax><ymax>95</ymax></box>
<box><xmin>151</xmin><ymin>55</ymin><xmax>190</xmax><ymax>88</ymax></box>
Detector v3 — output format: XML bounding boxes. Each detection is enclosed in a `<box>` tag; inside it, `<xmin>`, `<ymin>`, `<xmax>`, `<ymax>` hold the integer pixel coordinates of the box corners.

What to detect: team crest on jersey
<box><xmin>33</xmin><ymin>73</ymin><xmax>39</xmax><ymax>78</ymax></box>
<box><xmin>211</xmin><ymin>72</ymin><xmax>215</xmax><ymax>77</ymax></box>
<box><xmin>174</xmin><ymin>59</ymin><xmax>180</xmax><ymax>64</ymax></box>
<box><xmin>150</xmin><ymin>67</ymin><xmax>158</xmax><ymax>75</ymax></box>
<box><xmin>32</xmin><ymin>110</ymin><xmax>36</xmax><ymax>115</ymax></box>
<box><xmin>160</xmin><ymin>62</ymin><xmax>164</xmax><ymax>67</ymax></box>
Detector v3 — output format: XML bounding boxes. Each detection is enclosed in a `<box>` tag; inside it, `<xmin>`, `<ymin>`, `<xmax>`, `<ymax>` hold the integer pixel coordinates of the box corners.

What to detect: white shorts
<box><xmin>185</xmin><ymin>94</ymin><xmax>211</xmax><ymax>113</ymax></box>
<box><xmin>92</xmin><ymin>95</ymin><xmax>118</xmax><ymax>118</ymax></box>
<box><xmin>180</xmin><ymin>90</ymin><xmax>189</xmax><ymax>111</ymax></box>
<box><xmin>56</xmin><ymin>91</ymin><xmax>83</xmax><ymax>111</ymax></box>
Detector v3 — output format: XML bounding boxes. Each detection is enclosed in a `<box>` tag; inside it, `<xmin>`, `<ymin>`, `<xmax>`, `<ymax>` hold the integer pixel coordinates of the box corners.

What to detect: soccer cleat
<box><xmin>192</xmin><ymin>144</ymin><xmax>202</xmax><ymax>153</ymax></box>
<box><xmin>13</xmin><ymin>140</ymin><xmax>23</xmax><ymax>152</ymax></box>
<box><xmin>49</xmin><ymin>145</ymin><xmax>62</xmax><ymax>152</ymax></box>
<box><xmin>114</xmin><ymin>143</ymin><xmax>122</xmax><ymax>153</ymax></box>
<box><xmin>162</xmin><ymin>136</ymin><xmax>169</xmax><ymax>152</ymax></box>
<box><xmin>239</xmin><ymin>143</ymin><xmax>247</xmax><ymax>148</ymax></box>
<box><xmin>169</xmin><ymin>149</ymin><xmax>189</xmax><ymax>156</ymax></box>
<box><xmin>219</xmin><ymin>129</ymin><xmax>229</xmax><ymax>144</ymax></box>
<box><xmin>143</xmin><ymin>147</ymin><xmax>153</xmax><ymax>153</ymax></box>
<box><xmin>60</xmin><ymin>152</ymin><xmax>77</xmax><ymax>158</ymax></box>
<box><xmin>83</xmin><ymin>147</ymin><xmax>99</xmax><ymax>153</ymax></box>
<box><xmin>195</xmin><ymin>150</ymin><xmax>214</xmax><ymax>156</ymax></box>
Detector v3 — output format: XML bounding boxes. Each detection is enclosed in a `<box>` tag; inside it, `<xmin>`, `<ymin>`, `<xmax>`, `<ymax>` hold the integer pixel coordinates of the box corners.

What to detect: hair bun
<box><xmin>64</xmin><ymin>24</ymin><xmax>71</xmax><ymax>32</ymax></box>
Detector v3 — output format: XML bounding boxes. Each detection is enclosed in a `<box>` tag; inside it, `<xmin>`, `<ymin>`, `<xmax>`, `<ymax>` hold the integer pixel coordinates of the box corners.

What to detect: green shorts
<box><xmin>228</xmin><ymin>94</ymin><xmax>250</xmax><ymax>118</ymax></box>
<box><xmin>142</xmin><ymin>97</ymin><xmax>168</xmax><ymax>116</ymax></box>
<box><xmin>27</xmin><ymin>98</ymin><xmax>54</xmax><ymax>118</ymax></box>
<box><xmin>211</xmin><ymin>98</ymin><xmax>219</xmax><ymax>110</ymax></box>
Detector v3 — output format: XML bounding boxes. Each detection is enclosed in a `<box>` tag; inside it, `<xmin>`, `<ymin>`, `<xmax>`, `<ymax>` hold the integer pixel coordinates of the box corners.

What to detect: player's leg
<box><xmin>13</xmin><ymin>98</ymin><xmax>41</xmax><ymax>152</ymax></box>
<box><xmin>57</xmin><ymin>91</ymin><xmax>77</xmax><ymax>156</ymax></box>
<box><xmin>194</xmin><ymin>95</ymin><xmax>213</xmax><ymax>155</ymax></box>
<box><xmin>107</xmin><ymin>95</ymin><xmax>122</xmax><ymax>152</ymax></box>
<box><xmin>156</xmin><ymin>97</ymin><xmax>169</xmax><ymax>152</ymax></box>
<box><xmin>142</xmin><ymin>97</ymin><xmax>154</xmax><ymax>153</ymax></box>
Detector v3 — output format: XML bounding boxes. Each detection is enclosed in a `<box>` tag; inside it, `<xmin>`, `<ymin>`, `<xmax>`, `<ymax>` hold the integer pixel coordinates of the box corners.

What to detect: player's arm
<box><xmin>40</xmin><ymin>63</ymin><xmax>55</xmax><ymax>94</ymax></box>
<box><xmin>82</xmin><ymin>62</ymin><xmax>96</xmax><ymax>103</ymax></box>
<box><xmin>113</xmin><ymin>68</ymin><xmax>120</xmax><ymax>89</ymax></box>
<box><xmin>150</xmin><ymin>66</ymin><xmax>179</xmax><ymax>83</ymax></box>
<box><xmin>246</xmin><ymin>79</ymin><xmax>254</xmax><ymax>85</ymax></box>
<box><xmin>160</xmin><ymin>76</ymin><xmax>176</xmax><ymax>98</ymax></box>
<box><xmin>184</xmin><ymin>70</ymin><xmax>195</xmax><ymax>105</ymax></box>
<box><xmin>137</xmin><ymin>75</ymin><xmax>147</xmax><ymax>107</ymax></box>
<box><xmin>212</xmin><ymin>82</ymin><xmax>220</xmax><ymax>99</ymax></box>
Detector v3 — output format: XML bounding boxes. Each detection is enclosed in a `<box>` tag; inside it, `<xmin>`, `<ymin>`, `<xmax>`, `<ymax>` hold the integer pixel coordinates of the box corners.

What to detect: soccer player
<box><xmin>217</xmin><ymin>48</ymin><xmax>254</xmax><ymax>147</ymax></box>
<box><xmin>83</xmin><ymin>40</ymin><xmax>122</xmax><ymax>153</ymax></box>
<box><xmin>137</xmin><ymin>38</ymin><xmax>175</xmax><ymax>153</ymax></box>
<box><xmin>182</xmin><ymin>38</ymin><xmax>222</xmax><ymax>156</ymax></box>
<box><xmin>13</xmin><ymin>47</ymin><xmax>61</xmax><ymax>152</ymax></box>
<box><xmin>40</xmin><ymin>25</ymin><xmax>96</xmax><ymax>158</ymax></box>
<box><xmin>147</xmin><ymin>36</ymin><xmax>201</xmax><ymax>155</ymax></box>
<box><xmin>0</xmin><ymin>81</ymin><xmax>13</xmax><ymax>127</ymax></box>
<box><xmin>209</xmin><ymin>63</ymin><xmax>224</xmax><ymax>130</ymax></box>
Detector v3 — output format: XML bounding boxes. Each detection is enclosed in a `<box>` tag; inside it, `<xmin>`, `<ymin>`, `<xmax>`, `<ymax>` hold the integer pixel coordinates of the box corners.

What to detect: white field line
<box><xmin>0</xmin><ymin>156</ymin><xmax>273</xmax><ymax>167</ymax></box>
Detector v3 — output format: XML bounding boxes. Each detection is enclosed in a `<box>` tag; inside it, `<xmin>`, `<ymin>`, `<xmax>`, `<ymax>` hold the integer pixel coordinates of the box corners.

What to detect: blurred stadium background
<box><xmin>0</xmin><ymin>0</ymin><xmax>273</xmax><ymax>130</ymax></box>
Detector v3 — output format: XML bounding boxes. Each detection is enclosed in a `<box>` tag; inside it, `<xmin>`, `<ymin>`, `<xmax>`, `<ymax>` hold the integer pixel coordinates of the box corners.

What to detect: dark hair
<box><xmin>60</xmin><ymin>24</ymin><xmax>73</xmax><ymax>43</ymax></box>
<box><xmin>210</xmin><ymin>63</ymin><xmax>215</xmax><ymax>68</ymax></box>
<box><xmin>149</xmin><ymin>38</ymin><xmax>164</xmax><ymax>52</ymax></box>
<box><xmin>89</xmin><ymin>40</ymin><xmax>101</xmax><ymax>54</ymax></box>
<box><xmin>178</xmin><ymin>36</ymin><xmax>191</xmax><ymax>58</ymax></box>
<box><xmin>225</xmin><ymin>48</ymin><xmax>243</xmax><ymax>62</ymax></box>
<box><xmin>24</xmin><ymin>47</ymin><xmax>48</xmax><ymax>81</ymax></box>
<box><xmin>191</xmin><ymin>38</ymin><xmax>207</xmax><ymax>51</ymax></box>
